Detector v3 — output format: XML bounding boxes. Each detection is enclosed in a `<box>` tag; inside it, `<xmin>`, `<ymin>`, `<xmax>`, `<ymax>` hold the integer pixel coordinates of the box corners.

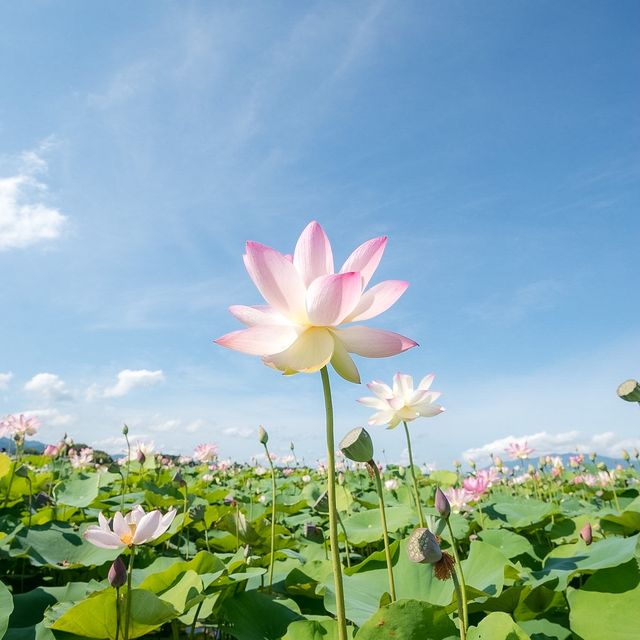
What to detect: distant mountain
<box><xmin>0</xmin><ymin>438</ymin><xmax>46</xmax><ymax>454</ymax></box>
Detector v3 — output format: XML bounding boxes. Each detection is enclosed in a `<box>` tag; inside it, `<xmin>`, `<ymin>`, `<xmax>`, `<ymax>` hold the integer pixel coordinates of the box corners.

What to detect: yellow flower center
<box><xmin>119</xmin><ymin>523</ymin><xmax>136</xmax><ymax>546</ymax></box>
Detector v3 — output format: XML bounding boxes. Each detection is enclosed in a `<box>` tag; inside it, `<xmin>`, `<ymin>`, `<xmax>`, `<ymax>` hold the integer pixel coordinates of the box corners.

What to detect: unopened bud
<box><xmin>580</xmin><ymin>522</ymin><xmax>593</xmax><ymax>545</ymax></box>
<box><xmin>622</xmin><ymin>449</ymin><xmax>630</xmax><ymax>462</ymax></box>
<box><xmin>108</xmin><ymin>556</ymin><xmax>127</xmax><ymax>588</ymax></box>
<box><xmin>258</xmin><ymin>425</ymin><xmax>269</xmax><ymax>445</ymax></box>
<box><xmin>407</xmin><ymin>527</ymin><xmax>442</xmax><ymax>564</ymax></box>
<box><xmin>136</xmin><ymin>449</ymin><xmax>146</xmax><ymax>464</ymax></box>
<box><xmin>122</xmin><ymin>424</ymin><xmax>129</xmax><ymax>436</ymax></box>
<box><xmin>290</xmin><ymin>441</ymin><xmax>295</xmax><ymax>451</ymax></box>
<box><xmin>434</xmin><ymin>487</ymin><xmax>450</xmax><ymax>519</ymax></box>
<box><xmin>339</xmin><ymin>427</ymin><xmax>374</xmax><ymax>463</ymax></box>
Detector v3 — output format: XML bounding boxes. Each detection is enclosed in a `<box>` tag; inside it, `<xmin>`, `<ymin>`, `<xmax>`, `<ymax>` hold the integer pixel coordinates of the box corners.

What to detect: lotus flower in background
<box><xmin>215</xmin><ymin>221</ymin><xmax>417</xmax><ymax>383</ymax></box>
<box><xmin>84</xmin><ymin>505</ymin><xmax>176</xmax><ymax>549</ymax></box>
<box><xmin>358</xmin><ymin>372</ymin><xmax>444</xmax><ymax>428</ymax></box>
<box><xmin>506</xmin><ymin>440</ymin><xmax>534</xmax><ymax>460</ymax></box>
<box><xmin>0</xmin><ymin>414</ymin><xmax>40</xmax><ymax>439</ymax></box>
<box><xmin>193</xmin><ymin>442</ymin><xmax>218</xmax><ymax>463</ymax></box>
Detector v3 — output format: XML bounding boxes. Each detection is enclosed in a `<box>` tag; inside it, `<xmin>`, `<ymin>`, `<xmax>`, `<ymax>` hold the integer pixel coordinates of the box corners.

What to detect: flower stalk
<box><xmin>403</xmin><ymin>421</ymin><xmax>425</xmax><ymax>528</ymax></box>
<box><xmin>261</xmin><ymin>428</ymin><xmax>278</xmax><ymax>594</ymax></box>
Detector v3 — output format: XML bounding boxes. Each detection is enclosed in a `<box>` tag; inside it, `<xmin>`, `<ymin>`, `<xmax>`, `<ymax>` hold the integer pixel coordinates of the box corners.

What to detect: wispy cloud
<box><xmin>103</xmin><ymin>369</ymin><xmax>165</xmax><ymax>398</ymax></box>
<box><xmin>0</xmin><ymin>140</ymin><xmax>67</xmax><ymax>251</ymax></box>
<box><xmin>0</xmin><ymin>372</ymin><xmax>13</xmax><ymax>390</ymax></box>
<box><xmin>23</xmin><ymin>408</ymin><xmax>74</xmax><ymax>429</ymax></box>
<box><xmin>463</xmin><ymin>430</ymin><xmax>640</xmax><ymax>466</ymax></box>
<box><xmin>24</xmin><ymin>373</ymin><xmax>72</xmax><ymax>402</ymax></box>
<box><xmin>468</xmin><ymin>279</ymin><xmax>562</xmax><ymax>325</ymax></box>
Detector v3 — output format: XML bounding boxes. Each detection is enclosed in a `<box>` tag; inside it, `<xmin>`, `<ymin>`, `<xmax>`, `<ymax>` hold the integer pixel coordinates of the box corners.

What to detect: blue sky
<box><xmin>1</xmin><ymin>1</ymin><xmax>639</xmax><ymax>466</ymax></box>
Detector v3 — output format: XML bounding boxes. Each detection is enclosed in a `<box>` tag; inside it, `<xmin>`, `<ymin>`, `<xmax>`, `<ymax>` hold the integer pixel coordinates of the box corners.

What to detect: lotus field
<box><xmin>2</xmin><ymin>222</ymin><xmax>639</xmax><ymax>640</ymax></box>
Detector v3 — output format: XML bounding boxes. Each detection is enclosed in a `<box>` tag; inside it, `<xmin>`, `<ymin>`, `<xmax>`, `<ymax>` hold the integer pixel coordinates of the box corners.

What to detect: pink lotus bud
<box><xmin>136</xmin><ymin>449</ymin><xmax>146</xmax><ymax>464</ymax></box>
<box><xmin>435</xmin><ymin>487</ymin><xmax>450</xmax><ymax>519</ymax></box>
<box><xmin>580</xmin><ymin>522</ymin><xmax>592</xmax><ymax>545</ymax></box>
<box><xmin>108</xmin><ymin>556</ymin><xmax>127</xmax><ymax>588</ymax></box>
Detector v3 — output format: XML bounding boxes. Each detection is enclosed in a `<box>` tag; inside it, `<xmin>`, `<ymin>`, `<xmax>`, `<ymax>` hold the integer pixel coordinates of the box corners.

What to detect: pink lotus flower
<box><xmin>69</xmin><ymin>447</ymin><xmax>94</xmax><ymax>468</ymax></box>
<box><xmin>193</xmin><ymin>442</ymin><xmax>218</xmax><ymax>463</ymax></box>
<box><xmin>443</xmin><ymin>487</ymin><xmax>473</xmax><ymax>513</ymax></box>
<box><xmin>0</xmin><ymin>414</ymin><xmax>40</xmax><ymax>438</ymax></box>
<box><xmin>215</xmin><ymin>221</ymin><xmax>417</xmax><ymax>383</ymax></box>
<box><xmin>84</xmin><ymin>505</ymin><xmax>176</xmax><ymax>549</ymax></box>
<box><xmin>44</xmin><ymin>444</ymin><xmax>60</xmax><ymax>457</ymax></box>
<box><xmin>358</xmin><ymin>372</ymin><xmax>444</xmax><ymax>428</ymax></box>
<box><xmin>505</xmin><ymin>440</ymin><xmax>534</xmax><ymax>460</ymax></box>
<box><xmin>463</xmin><ymin>470</ymin><xmax>491</xmax><ymax>499</ymax></box>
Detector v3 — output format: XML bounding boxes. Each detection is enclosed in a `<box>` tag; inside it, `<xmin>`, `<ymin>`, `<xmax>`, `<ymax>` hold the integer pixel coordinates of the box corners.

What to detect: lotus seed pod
<box><xmin>258</xmin><ymin>425</ymin><xmax>269</xmax><ymax>445</ymax></box>
<box><xmin>617</xmin><ymin>379</ymin><xmax>640</xmax><ymax>402</ymax></box>
<box><xmin>108</xmin><ymin>556</ymin><xmax>127</xmax><ymax>588</ymax></box>
<box><xmin>580</xmin><ymin>522</ymin><xmax>593</xmax><ymax>546</ymax></box>
<box><xmin>339</xmin><ymin>427</ymin><xmax>374</xmax><ymax>463</ymax></box>
<box><xmin>407</xmin><ymin>527</ymin><xmax>442</xmax><ymax>564</ymax></box>
<box><xmin>434</xmin><ymin>487</ymin><xmax>450</xmax><ymax>519</ymax></box>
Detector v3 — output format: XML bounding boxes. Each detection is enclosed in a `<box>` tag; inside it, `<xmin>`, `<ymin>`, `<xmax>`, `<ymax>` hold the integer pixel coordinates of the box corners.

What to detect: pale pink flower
<box><xmin>282</xmin><ymin>467</ymin><xmax>294</xmax><ymax>476</ymax></box>
<box><xmin>84</xmin><ymin>505</ymin><xmax>176</xmax><ymax>549</ymax></box>
<box><xmin>0</xmin><ymin>414</ymin><xmax>40</xmax><ymax>439</ymax></box>
<box><xmin>302</xmin><ymin>474</ymin><xmax>311</xmax><ymax>483</ymax></box>
<box><xmin>215</xmin><ymin>221</ymin><xmax>417</xmax><ymax>383</ymax></box>
<box><xmin>69</xmin><ymin>447</ymin><xmax>94</xmax><ymax>468</ymax></box>
<box><xmin>193</xmin><ymin>443</ymin><xmax>218</xmax><ymax>463</ymax></box>
<box><xmin>463</xmin><ymin>471</ymin><xmax>491</xmax><ymax>499</ymax></box>
<box><xmin>384</xmin><ymin>479</ymin><xmax>400</xmax><ymax>491</ymax></box>
<box><xmin>505</xmin><ymin>441</ymin><xmax>534</xmax><ymax>460</ymax></box>
<box><xmin>569</xmin><ymin>454</ymin><xmax>584</xmax><ymax>468</ymax></box>
<box><xmin>358</xmin><ymin>372</ymin><xmax>444</xmax><ymax>429</ymax></box>
<box><xmin>129</xmin><ymin>441</ymin><xmax>155</xmax><ymax>462</ymax></box>
<box><xmin>44</xmin><ymin>444</ymin><xmax>60</xmax><ymax>457</ymax></box>
<box><xmin>443</xmin><ymin>488</ymin><xmax>473</xmax><ymax>513</ymax></box>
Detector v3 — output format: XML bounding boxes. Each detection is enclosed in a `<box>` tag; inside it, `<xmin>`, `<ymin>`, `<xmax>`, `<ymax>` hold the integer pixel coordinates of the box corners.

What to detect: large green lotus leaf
<box><xmin>223</xmin><ymin>591</ymin><xmax>302</xmax><ymax>640</ymax></box>
<box><xmin>567</xmin><ymin>561</ymin><xmax>640</xmax><ymax>640</ymax></box>
<box><xmin>0</xmin><ymin>454</ymin><xmax>11</xmax><ymax>479</ymax></box>
<box><xmin>600</xmin><ymin>509</ymin><xmax>640</xmax><ymax>535</ymax></box>
<box><xmin>136</xmin><ymin>551</ymin><xmax>225</xmax><ymax>591</ymax></box>
<box><xmin>531</xmin><ymin>533</ymin><xmax>639</xmax><ymax>589</ymax></box>
<box><xmin>356</xmin><ymin>599</ymin><xmax>458</xmax><ymax>639</ymax></box>
<box><xmin>14</xmin><ymin>523</ymin><xmax>119</xmax><ymax>568</ymax></box>
<box><xmin>283</xmin><ymin>618</ymin><xmax>354</xmax><ymax>640</ymax></box>
<box><xmin>48</xmin><ymin>588</ymin><xmax>177</xmax><ymax>639</ymax></box>
<box><xmin>54</xmin><ymin>475</ymin><xmax>101</xmax><ymax>508</ymax></box>
<box><xmin>462</xmin><ymin>541</ymin><xmax>515</xmax><ymax>598</ymax></box>
<box><xmin>490</xmin><ymin>499</ymin><xmax>556</xmax><ymax>529</ymax></box>
<box><xmin>1</xmin><ymin>580</ymin><xmax>14</xmax><ymax>639</ymax></box>
<box><xmin>324</xmin><ymin>540</ymin><xmax>453</xmax><ymax>626</ymax></box>
<box><xmin>429</xmin><ymin>470</ymin><xmax>458</xmax><ymax>487</ymax></box>
<box><xmin>467</xmin><ymin>612</ymin><xmax>530</xmax><ymax>640</ymax></box>
<box><xmin>149</xmin><ymin>570</ymin><xmax>202</xmax><ymax>614</ymax></box>
<box><xmin>341</xmin><ymin>505</ymin><xmax>416</xmax><ymax>545</ymax></box>
<box><xmin>518</xmin><ymin>619</ymin><xmax>571</xmax><ymax>640</ymax></box>
<box><xmin>479</xmin><ymin>529</ymin><xmax>538</xmax><ymax>560</ymax></box>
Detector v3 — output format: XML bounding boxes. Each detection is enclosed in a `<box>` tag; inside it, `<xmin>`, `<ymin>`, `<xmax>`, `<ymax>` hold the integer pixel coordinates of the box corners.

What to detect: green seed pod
<box><xmin>407</xmin><ymin>527</ymin><xmax>442</xmax><ymax>564</ymax></box>
<box><xmin>339</xmin><ymin>427</ymin><xmax>374</xmax><ymax>463</ymax></box>
<box><xmin>617</xmin><ymin>379</ymin><xmax>640</xmax><ymax>402</ymax></box>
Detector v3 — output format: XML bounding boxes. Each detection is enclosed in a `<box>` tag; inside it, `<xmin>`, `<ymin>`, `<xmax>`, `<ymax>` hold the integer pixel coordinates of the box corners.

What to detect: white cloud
<box><xmin>462</xmin><ymin>430</ymin><xmax>640</xmax><ymax>466</ymax></box>
<box><xmin>24</xmin><ymin>372</ymin><xmax>71</xmax><ymax>401</ymax></box>
<box><xmin>23</xmin><ymin>408</ymin><xmax>74</xmax><ymax>428</ymax></box>
<box><xmin>104</xmin><ymin>369</ymin><xmax>165</xmax><ymax>397</ymax></box>
<box><xmin>222</xmin><ymin>426</ymin><xmax>254</xmax><ymax>439</ymax></box>
<box><xmin>0</xmin><ymin>372</ymin><xmax>13</xmax><ymax>390</ymax></box>
<box><xmin>0</xmin><ymin>142</ymin><xmax>67</xmax><ymax>250</ymax></box>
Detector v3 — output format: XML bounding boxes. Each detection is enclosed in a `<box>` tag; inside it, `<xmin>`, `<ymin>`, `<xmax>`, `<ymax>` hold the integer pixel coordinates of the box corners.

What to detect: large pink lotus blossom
<box><xmin>69</xmin><ymin>447</ymin><xmax>94</xmax><ymax>468</ymax></box>
<box><xmin>358</xmin><ymin>372</ymin><xmax>444</xmax><ymax>428</ymax></box>
<box><xmin>505</xmin><ymin>440</ymin><xmax>534</xmax><ymax>460</ymax></box>
<box><xmin>215</xmin><ymin>221</ymin><xmax>417</xmax><ymax>383</ymax></box>
<box><xmin>0</xmin><ymin>414</ymin><xmax>40</xmax><ymax>439</ymax></box>
<box><xmin>443</xmin><ymin>487</ymin><xmax>473</xmax><ymax>513</ymax></box>
<box><xmin>462</xmin><ymin>470</ymin><xmax>492</xmax><ymax>499</ymax></box>
<box><xmin>84</xmin><ymin>505</ymin><xmax>176</xmax><ymax>549</ymax></box>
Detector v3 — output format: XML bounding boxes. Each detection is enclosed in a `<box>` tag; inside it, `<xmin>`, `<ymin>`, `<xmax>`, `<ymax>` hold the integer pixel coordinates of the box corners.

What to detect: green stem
<box><xmin>2</xmin><ymin>461</ymin><xmax>16</xmax><ymax>509</ymax></box>
<box><xmin>371</xmin><ymin>462</ymin><xmax>397</xmax><ymax>601</ymax></box>
<box><xmin>336</xmin><ymin>510</ymin><xmax>352</xmax><ymax>568</ymax></box>
<box><xmin>450</xmin><ymin>568</ymin><xmax>466</xmax><ymax>640</ymax></box>
<box><xmin>115</xmin><ymin>587</ymin><xmax>121</xmax><ymax>640</ymax></box>
<box><xmin>263</xmin><ymin>442</ymin><xmax>277</xmax><ymax>594</ymax></box>
<box><xmin>122</xmin><ymin>432</ymin><xmax>131</xmax><ymax>511</ymax></box>
<box><xmin>189</xmin><ymin>600</ymin><xmax>204</xmax><ymax>640</ymax></box>
<box><xmin>182</xmin><ymin>488</ymin><xmax>189</xmax><ymax>560</ymax></box>
<box><xmin>320</xmin><ymin>366</ymin><xmax>348</xmax><ymax>640</ymax></box>
<box><xmin>124</xmin><ymin>546</ymin><xmax>136</xmax><ymax>640</ymax></box>
<box><xmin>446</xmin><ymin>519</ymin><xmax>468</xmax><ymax>634</ymax></box>
<box><xmin>403</xmin><ymin>421</ymin><xmax>425</xmax><ymax>528</ymax></box>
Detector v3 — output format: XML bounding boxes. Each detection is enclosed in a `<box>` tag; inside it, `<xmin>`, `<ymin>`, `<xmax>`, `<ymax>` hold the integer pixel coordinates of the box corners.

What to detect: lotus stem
<box><xmin>450</xmin><ymin>568</ymin><xmax>466</xmax><ymax>640</ymax></box>
<box><xmin>2</xmin><ymin>460</ymin><xmax>16</xmax><ymax>509</ymax></box>
<box><xmin>320</xmin><ymin>366</ymin><xmax>348</xmax><ymax>640</ymax></box>
<box><xmin>263</xmin><ymin>440</ymin><xmax>277</xmax><ymax>593</ymax></box>
<box><xmin>445</xmin><ymin>519</ymin><xmax>468</xmax><ymax>635</ymax></box>
<box><xmin>335</xmin><ymin>509</ymin><xmax>352</xmax><ymax>568</ymax></box>
<box><xmin>403</xmin><ymin>421</ymin><xmax>425</xmax><ymax>528</ymax></box>
<box><xmin>123</xmin><ymin>546</ymin><xmax>136</xmax><ymax>640</ymax></box>
<box><xmin>370</xmin><ymin>461</ymin><xmax>397</xmax><ymax>602</ymax></box>
<box><xmin>115</xmin><ymin>587</ymin><xmax>122</xmax><ymax>640</ymax></box>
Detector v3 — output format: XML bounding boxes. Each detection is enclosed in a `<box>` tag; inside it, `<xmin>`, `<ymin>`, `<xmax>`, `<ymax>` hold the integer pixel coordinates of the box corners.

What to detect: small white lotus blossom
<box><xmin>505</xmin><ymin>441</ymin><xmax>534</xmax><ymax>460</ymax></box>
<box><xmin>129</xmin><ymin>440</ymin><xmax>155</xmax><ymax>462</ymax></box>
<box><xmin>359</xmin><ymin>373</ymin><xmax>444</xmax><ymax>429</ymax></box>
<box><xmin>0</xmin><ymin>414</ymin><xmax>40</xmax><ymax>439</ymax></box>
<box><xmin>193</xmin><ymin>443</ymin><xmax>218</xmax><ymax>463</ymax></box>
<box><xmin>84</xmin><ymin>505</ymin><xmax>176</xmax><ymax>549</ymax></box>
<box><xmin>384</xmin><ymin>478</ymin><xmax>400</xmax><ymax>491</ymax></box>
<box><xmin>443</xmin><ymin>488</ymin><xmax>473</xmax><ymax>513</ymax></box>
<box><xmin>69</xmin><ymin>447</ymin><xmax>94</xmax><ymax>468</ymax></box>
<box><xmin>302</xmin><ymin>474</ymin><xmax>311</xmax><ymax>483</ymax></box>
<box><xmin>201</xmin><ymin>473</ymin><xmax>214</xmax><ymax>482</ymax></box>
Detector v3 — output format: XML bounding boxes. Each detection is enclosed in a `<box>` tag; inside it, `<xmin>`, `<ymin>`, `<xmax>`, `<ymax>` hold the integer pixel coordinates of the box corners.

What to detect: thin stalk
<box><xmin>2</xmin><ymin>461</ymin><xmax>16</xmax><ymax>509</ymax></box>
<box><xmin>403</xmin><ymin>421</ymin><xmax>425</xmax><ymax>528</ymax></box>
<box><xmin>122</xmin><ymin>431</ymin><xmax>131</xmax><ymax>511</ymax></box>
<box><xmin>182</xmin><ymin>488</ymin><xmax>190</xmax><ymax>560</ymax></box>
<box><xmin>263</xmin><ymin>441</ymin><xmax>277</xmax><ymax>594</ymax></box>
<box><xmin>189</xmin><ymin>600</ymin><xmax>204</xmax><ymax>640</ymax></box>
<box><xmin>320</xmin><ymin>366</ymin><xmax>348</xmax><ymax>640</ymax></box>
<box><xmin>446</xmin><ymin>519</ymin><xmax>468</xmax><ymax>634</ymax></box>
<box><xmin>335</xmin><ymin>510</ymin><xmax>352</xmax><ymax>568</ymax></box>
<box><xmin>371</xmin><ymin>462</ymin><xmax>397</xmax><ymax>601</ymax></box>
<box><xmin>115</xmin><ymin>587</ymin><xmax>121</xmax><ymax>640</ymax></box>
<box><xmin>123</xmin><ymin>546</ymin><xmax>136</xmax><ymax>640</ymax></box>
<box><xmin>450</xmin><ymin>569</ymin><xmax>466</xmax><ymax>640</ymax></box>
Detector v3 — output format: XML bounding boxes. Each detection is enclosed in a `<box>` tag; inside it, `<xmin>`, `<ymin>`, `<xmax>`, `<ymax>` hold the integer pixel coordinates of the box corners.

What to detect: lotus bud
<box><xmin>435</xmin><ymin>487</ymin><xmax>451</xmax><ymax>519</ymax></box>
<box><xmin>339</xmin><ymin>427</ymin><xmax>374</xmax><ymax>463</ymax></box>
<box><xmin>290</xmin><ymin>441</ymin><xmax>295</xmax><ymax>451</ymax></box>
<box><xmin>338</xmin><ymin>471</ymin><xmax>345</xmax><ymax>485</ymax></box>
<box><xmin>258</xmin><ymin>425</ymin><xmax>269</xmax><ymax>445</ymax></box>
<box><xmin>469</xmin><ymin>459</ymin><xmax>476</xmax><ymax>470</ymax></box>
<box><xmin>173</xmin><ymin>471</ymin><xmax>186</xmax><ymax>487</ymax></box>
<box><xmin>589</xmin><ymin>452</ymin><xmax>596</xmax><ymax>462</ymax></box>
<box><xmin>622</xmin><ymin>449</ymin><xmax>630</xmax><ymax>462</ymax></box>
<box><xmin>580</xmin><ymin>522</ymin><xmax>593</xmax><ymax>545</ymax></box>
<box><xmin>108</xmin><ymin>556</ymin><xmax>127</xmax><ymax>588</ymax></box>
<box><xmin>407</xmin><ymin>528</ymin><xmax>442</xmax><ymax>564</ymax></box>
<box><xmin>122</xmin><ymin>424</ymin><xmax>129</xmax><ymax>435</ymax></box>
<box><xmin>597</xmin><ymin>462</ymin><xmax>606</xmax><ymax>471</ymax></box>
<box><xmin>136</xmin><ymin>449</ymin><xmax>146</xmax><ymax>464</ymax></box>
